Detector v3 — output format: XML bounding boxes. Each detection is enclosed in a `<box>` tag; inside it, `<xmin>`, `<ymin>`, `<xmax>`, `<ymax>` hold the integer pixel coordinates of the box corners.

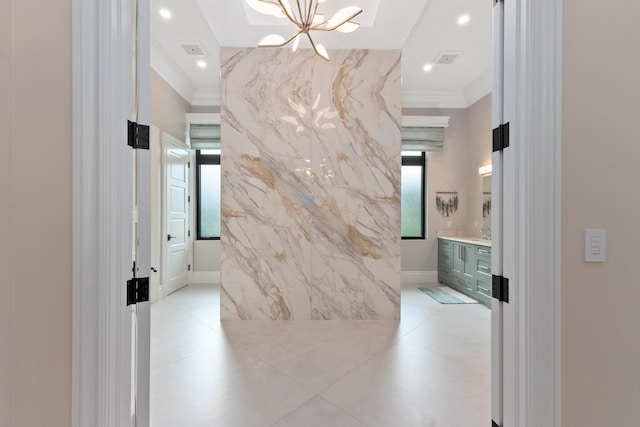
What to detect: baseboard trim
<box><xmin>401</xmin><ymin>271</ymin><xmax>438</xmax><ymax>284</ymax></box>
<box><xmin>190</xmin><ymin>271</ymin><xmax>220</xmax><ymax>284</ymax></box>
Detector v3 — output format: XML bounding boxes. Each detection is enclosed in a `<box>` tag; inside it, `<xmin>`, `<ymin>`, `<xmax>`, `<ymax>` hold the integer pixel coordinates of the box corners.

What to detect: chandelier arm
<box><xmin>309</xmin><ymin>16</ymin><xmax>330</xmax><ymax>28</ymax></box>
<box><xmin>309</xmin><ymin>1</ymin><xmax>319</xmax><ymax>25</ymax></box>
<box><xmin>311</xmin><ymin>10</ymin><xmax>363</xmax><ymax>31</ymax></box>
<box><xmin>259</xmin><ymin>30</ymin><xmax>303</xmax><ymax>47</ymax></box>
<box><xmin>275</xmin><ymin>0</ymin><xmax>303</xmax><ymax>28</ymax></box>
<box><xmin>306</xmin><ymin>0</ymin><xmax>314</xmax><ymax>25</ymax></box>
<box><xmin>284</xmin><ymin>30</ymin><xmax>304</xmax><ymax>45</ymax></box>
<box><xmin>295</xmin><ymin>0</ymin><xmax>304</xmax><ymax>24</ymax></box>
<box><xmin>306</xmin><ymin>33</ymin><xmax>329</xmax><ymax>61</ymax></box>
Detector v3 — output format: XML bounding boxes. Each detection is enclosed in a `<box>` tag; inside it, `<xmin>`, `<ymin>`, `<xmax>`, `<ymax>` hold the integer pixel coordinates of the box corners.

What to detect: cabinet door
<box><xmin>452</xmin><ymin>243</ymin><xmax>473</xmax><ymax>291</ymax></box>
<box><xmin>462</xmin><ymin>244</ymin><xmax>476</xmax><ymax>278</ymax></box>
<box><xmin>451</xmin><ymin>243</ymin><xmax>464</xmax><ymax>275</ymax></box>
<box><xmin>438</xmin><ymin>239</ymin><xmax>452</xmax><ymax>283</ymax></box>
<box><xmin>461</xmin><ymin>244</ymin><xmax>476</xmax><ymax>291</ymax></box>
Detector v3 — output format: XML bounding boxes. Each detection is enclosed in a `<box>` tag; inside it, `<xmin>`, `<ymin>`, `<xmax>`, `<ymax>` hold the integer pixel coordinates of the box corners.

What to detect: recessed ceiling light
<box><xmin>458</xmin><ymin>14</ymin><xmax>470</xmax><ymax>25</ymax></box>
<box><xmin>159</xmin><ymin>8</ymin><xmax>172</xmax><ymax>19</ymax></box>
<box><xmin>423</xmin><ymin>64</ymin><xmax>433</xmax><ymax>72</ymax></box>
<box><xmin>197</xmin><ymin>60</ymin><xmax>207</xmax><ymax>69</ymax></box>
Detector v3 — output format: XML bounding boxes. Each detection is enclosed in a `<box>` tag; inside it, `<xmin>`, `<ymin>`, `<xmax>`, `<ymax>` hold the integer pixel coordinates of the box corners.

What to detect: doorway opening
<box><xmin>146</xmin><ymin>0</ymin><xmax>495</xmax><ymax>426</ymax></box>
<box><xmin>72</xmin><ymin>0</ymin><xmax>562</xmax><ymax>424</ymax></box>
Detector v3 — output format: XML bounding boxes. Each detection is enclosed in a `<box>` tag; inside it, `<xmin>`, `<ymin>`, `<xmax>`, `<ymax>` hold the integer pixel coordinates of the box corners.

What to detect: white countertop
<box><xmin>438</xmin><ymin>236</ymin><xmax>492</xmax><ymax>247</ymax></box>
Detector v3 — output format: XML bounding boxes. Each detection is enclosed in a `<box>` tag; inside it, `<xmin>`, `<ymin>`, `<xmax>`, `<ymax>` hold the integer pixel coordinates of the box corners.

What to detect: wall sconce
<box><xmin>479</xmin><ymin>164</ymin><xmax>492</xmax><ymax>176</ymax></box>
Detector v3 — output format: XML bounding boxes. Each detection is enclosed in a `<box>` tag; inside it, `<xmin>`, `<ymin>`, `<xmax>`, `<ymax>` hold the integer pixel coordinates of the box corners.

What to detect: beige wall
<box><xmin>151</xmin><ymin>70</ymin><xmax>190</xmax><ymax>140</ymax></box>
<box><xmin>1</xmin><ymin>0</ymin><xmax>73</xmax><ymax>426</ymax></box>
<box><xmin>562</xmin><ymin>1</ymin><xmax>640</xmax><ymax>425</ymax></box>
<box><xmin>150</xmin><ymin>73</ymin><xmax>223</xmax><ymax>275</ymax></box>
<box><xmin>465</xmin><ymin>94</ymin><xmax>493</xmax><ymax>228</ymax></box>
<box><xmin>193</xmin><ymin>240</ymin><xmax>220</xmax><ymax>271</ymax></box>
<box><xmin>0</xmin><ymin>0</ymin><xmax>14</xmax><ymax>424</ymax></box>
<box><xmin>190</xmin><ymin>105</ymin><xmax>220</xmax><ymax>114</ymax></box>
<box><xmin>402</xmin><ymin>94</ymin><xmax>492</xmax><ymax>272</ymax></box>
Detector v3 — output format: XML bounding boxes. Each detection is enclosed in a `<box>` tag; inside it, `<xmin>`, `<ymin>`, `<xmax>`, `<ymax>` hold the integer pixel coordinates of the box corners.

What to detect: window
<box><xmin>401</xmin><ymin>151</ymin><xmax>426</xmax><ymax>239</ymax></box>
<box><xmin>196</xmin><ymin>149</ymin><xmax>425</xmax><ymax>239</ymax></box>
<box><xmin>196</xmin><ymin>149</ymin><xmax>221</xmax><ymax>240</ymax></box>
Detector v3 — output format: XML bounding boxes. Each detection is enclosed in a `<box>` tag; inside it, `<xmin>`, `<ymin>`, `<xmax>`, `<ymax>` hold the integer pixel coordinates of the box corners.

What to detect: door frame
<box><xmin>72</xmin><ymin>0</ymin><xmax>132</xmax><ymax>424</ymax></box>
<box><xmin>502</xmin><ymin>0</ymin><xmax>563</xmax><ymax>424</ymax></box>
<box><xmin>71</xmin><ymin>0</ymin><xmax>563</xmax><ymax>425</ymax></box>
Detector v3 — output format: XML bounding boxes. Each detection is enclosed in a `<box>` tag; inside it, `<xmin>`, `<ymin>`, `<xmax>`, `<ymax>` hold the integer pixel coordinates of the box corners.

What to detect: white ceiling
<box><xmin>151</xmin><ymin>0</ymin><xmax>492</xmax><ymax>108</ymax></box>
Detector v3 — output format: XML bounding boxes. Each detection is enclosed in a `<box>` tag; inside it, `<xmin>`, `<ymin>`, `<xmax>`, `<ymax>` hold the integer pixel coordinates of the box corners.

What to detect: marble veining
<box><xmin>220</xmin><ymin>48</ymin><xmax>401</xmax><ymax>320</ymax></box>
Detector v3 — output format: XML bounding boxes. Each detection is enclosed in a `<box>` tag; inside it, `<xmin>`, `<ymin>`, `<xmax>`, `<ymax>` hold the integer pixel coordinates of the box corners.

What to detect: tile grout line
<box><xmin>267</xmin><ymin>394</ymin><xmax>318</xmax><ymax>427</ymax></box>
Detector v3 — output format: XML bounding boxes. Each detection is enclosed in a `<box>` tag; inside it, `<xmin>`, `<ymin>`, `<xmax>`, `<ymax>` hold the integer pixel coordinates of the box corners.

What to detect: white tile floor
<box><xmin>150</xmin><ymin>283</ymin><xmax>491</xmax><ymax>427</ymax></box>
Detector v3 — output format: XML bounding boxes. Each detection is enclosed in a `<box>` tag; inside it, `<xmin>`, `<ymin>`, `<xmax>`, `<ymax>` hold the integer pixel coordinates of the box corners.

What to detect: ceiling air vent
<box><xmin>180</xmin><ymin>41</ymin><xmax>207</xmax><ymax>57</ymax></box>
<box><xmin>434</xmin><ymin>51</ymin><xmax>462</xmax><ymax>65</ymax></box>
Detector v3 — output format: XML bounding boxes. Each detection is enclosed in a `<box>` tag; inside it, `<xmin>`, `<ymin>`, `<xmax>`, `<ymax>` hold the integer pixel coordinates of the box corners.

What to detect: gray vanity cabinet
<box><xmin>438</xmin><ymin>239</ymin><xmax>452</xmax><ymax>283</ymax></box>
<box><xmin>474</xmin><ymin>245</ymin><xmax>492</xmax><ymax>306</ymax></box>
<box><xmin>451</xmin><ymin>242</ymin><xmax>475</xmax><ymax>292</ymax></box>
<box><xmin>438</xmin><ymin>238</ymin><xmax>491</xmax><ymax>307</ymax></box>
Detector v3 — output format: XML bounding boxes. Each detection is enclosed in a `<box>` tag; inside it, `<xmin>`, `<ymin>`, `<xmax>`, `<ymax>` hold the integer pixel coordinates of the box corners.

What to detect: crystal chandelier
<box><xmin>245</xmin><ymin>0</ymin><xmax>363</xmax><ymax>61</ymax></box>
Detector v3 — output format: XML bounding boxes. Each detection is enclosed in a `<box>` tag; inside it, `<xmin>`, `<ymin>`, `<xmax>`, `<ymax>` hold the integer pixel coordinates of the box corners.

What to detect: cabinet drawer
<box><xmin>477</xmin><ymin>277</ymin><xmax>492</xmax><ymax>297</ymax></box>
<box><xmin>476</xmin><ymin>255</ymin><xmax>491</xmax><ymax>277</ymax></box>
<box><xmin>476</xmin><ymin>245</ymin><xmax>492</xmax><ymax>256</ymax></box>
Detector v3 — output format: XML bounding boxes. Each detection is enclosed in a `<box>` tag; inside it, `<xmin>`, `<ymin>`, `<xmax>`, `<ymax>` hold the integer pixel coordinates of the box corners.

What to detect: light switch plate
<box><xmin>584</xmin><ymin>228</ymin><xmax>606</xmax><ymax>262</ymax></box>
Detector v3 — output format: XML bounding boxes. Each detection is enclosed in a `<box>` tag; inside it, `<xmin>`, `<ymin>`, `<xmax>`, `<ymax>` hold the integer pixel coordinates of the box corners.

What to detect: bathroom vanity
<box><xmin>438</xmin><ymin>237</ymin><xmax>491</xmax><ymax>307</ymax></box>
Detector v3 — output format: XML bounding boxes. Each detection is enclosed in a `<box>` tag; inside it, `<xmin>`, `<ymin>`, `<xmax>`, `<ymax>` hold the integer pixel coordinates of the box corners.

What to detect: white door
<box><xmin>492</xmin><ymin>0</ymin><xmax>516</xmax><ymax>425</ymax></box>
<box><xmin>150</xmin><ymin>126</ymin><xmax>163</xmax><ymax>303</ymax></box>
<box><xmin>131</xmin><ymin>1</ymin><xmax>151</xmax><ymax>426</ymax></box>
<box><xmin>164</xmin><ymin>135</ymin><xmax>190</xmax><ymax>295</ymax></box>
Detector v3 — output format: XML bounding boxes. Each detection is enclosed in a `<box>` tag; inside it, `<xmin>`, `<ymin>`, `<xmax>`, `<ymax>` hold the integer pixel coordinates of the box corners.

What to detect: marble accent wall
<box><xmin>220</xmin><ymin>48</ymin><xmax>401</xmax><ymax>320</ymax></box>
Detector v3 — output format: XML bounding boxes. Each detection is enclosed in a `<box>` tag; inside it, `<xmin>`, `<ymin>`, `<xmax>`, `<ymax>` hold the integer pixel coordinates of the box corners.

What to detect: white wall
<box><xmin>562</xmin><ymin>1</ymin><xmax>640</xmax><ymax>424</ymax></box>
<box><xmin>402</xmin><ymin>94</ymin><xmax>492</xmax><ymax>272</ymax></box>
<box><xmin>1</xmin><ymin>0</ymin><xmax>73</xmax><ymax>425</ymax></box>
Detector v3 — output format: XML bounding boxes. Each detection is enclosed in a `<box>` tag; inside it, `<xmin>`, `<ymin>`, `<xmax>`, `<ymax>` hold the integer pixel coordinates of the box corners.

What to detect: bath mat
<box><xmin>418</xmin><ymin>286</ymin><xmax>479</xmax><ymax>304</ymax></box>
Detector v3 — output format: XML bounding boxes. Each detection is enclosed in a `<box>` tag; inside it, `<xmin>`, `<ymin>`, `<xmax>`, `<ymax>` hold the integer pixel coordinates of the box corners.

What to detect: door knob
<box><xmin>167</xmin><ymin>234</ymin><xmax>176</xmax><ymax>241</ymax></box>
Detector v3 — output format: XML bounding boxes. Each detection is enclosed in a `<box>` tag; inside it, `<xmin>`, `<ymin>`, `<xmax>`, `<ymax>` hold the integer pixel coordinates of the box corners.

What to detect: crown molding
<box><xmin>402</xmin><ymin>115</ymin><xmax>450</xmax><ymax>128</ymax></box>
<box><xmin>402</xmin><ymin>68</ymin><xmax>492</xmax><ymax>109</ymax></box>
<box><xmin>191</xmin><ymin>88</ymin><xmax>221</xmax><ymax>106</ymax></box>
<box><xmin>401</xmin><ymin>91</ymin><xmax>468</xmax><ymax>109</ymax></box>
<box><xmin>463</xmin><ymin>68</ymin><xmax>492</xmax><ymax>107</ymax></box>
<box><xmin>151</xmin><ymin>43</ymin><xmax>196</xmax><ymax>104</ymax></box>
